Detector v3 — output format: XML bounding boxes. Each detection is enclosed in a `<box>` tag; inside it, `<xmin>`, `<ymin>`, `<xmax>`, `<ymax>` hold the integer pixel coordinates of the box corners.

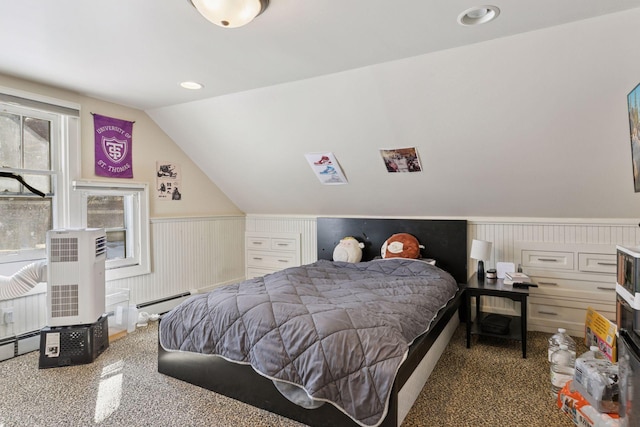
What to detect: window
<box><xmin>0</xmin><ymin>102</ymin><xmax>63</xmax><ymax>264</ymax></box>
<box><xmin>73</xmin><ymin>180</ymin><xmax>150</xmax><ymax>281</ymax></box>
<box><xmin>0</xmin><ymin>87</ymin><xmax>148</xmax><ymax>283</ymax></box>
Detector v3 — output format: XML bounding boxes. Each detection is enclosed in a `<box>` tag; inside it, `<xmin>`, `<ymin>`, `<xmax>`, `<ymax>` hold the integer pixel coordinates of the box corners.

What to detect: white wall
<box><xmin>0</xmin><ymin>73</ymin><xmax>243</xmax><ymax>219</ymax></box>
<box><xmin>148</xmin><ymin>8</ymin><xmax>640</xmax><ymax>218</ymax></box>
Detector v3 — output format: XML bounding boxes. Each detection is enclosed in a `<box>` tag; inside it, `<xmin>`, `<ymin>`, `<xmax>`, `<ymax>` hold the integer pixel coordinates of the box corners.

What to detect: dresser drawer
<box><xmin>246</xmin><ymin>267</ymin><xmax>275</xmax><ymax>279</ymax></box>
<box><xmin>529</xmin><ymin>298</ymin><xmax>615</xmax><ymax>335</ymax></box>
<box><xmin>246</xmin><ymin>237</ymin><xmax>270</xmax><ymax>250</ymax></box>
<box><xmin>530</xmin><ymin>301</ymin><xmax>586</xmax><ymax>324</ymax></box>
<box><xmin>522</xmin><ymin>250</ymin><xmax>574</xmax><ymax>270</ymax></box>
<box><xmin>271</xmin><ymin>238</ymin><xmax>297</xmax><ymax>252</ymax></box>
<box><xmin>246</xmin><ymin>250</ymin><xmax>297</xmax><ymax>269</ymax></box>
<box><xmin>529</xmin><ymin>275</ymin><xmax>616</xmax><ymax>295</ymax></box>
<box><xmin>578</xmin><ymin>252</ymin><xmax>616</xmax><ymax>274</ymax></box>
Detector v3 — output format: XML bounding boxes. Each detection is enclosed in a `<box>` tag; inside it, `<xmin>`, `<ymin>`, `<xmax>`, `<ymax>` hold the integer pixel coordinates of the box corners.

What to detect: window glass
<box><xmin>0</xmin><ymin>107</ymin><xmax>54</xmax><ymax>259</ymax></box>
<box><xmin>86</xmin><ymin>195</ymin><xmax>126</xmax><ymax>260</ymax></box>
<box><xmin>0</xmin><ymin>173</ymin><xmax>20</xmax><ymax>193</ymax></box>
<box><xmin>0</xmin><ymin>112</ymin><xmax>21</xmax><ymax>169</ymax></box>
<box><xmin>23</xmin><ymin>117</ymin><xmax>51</xmax><ymax>193</ymax></box>
<box><xmin>75</xmin><ymin>181</ymin><xmax>150</xmax><ymax>280</ymax></box>
<box><xmin>0</xmin><ymin>198</ymin><xmax>52</xmax><ymax>251</ymax></box>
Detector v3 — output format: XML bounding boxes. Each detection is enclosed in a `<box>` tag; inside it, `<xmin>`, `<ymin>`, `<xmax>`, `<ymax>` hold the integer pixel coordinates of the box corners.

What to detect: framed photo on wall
<box><xmin>627</xmin><ymin>82</ymin><xmax>640</xmax><ymax>192</ymax></box>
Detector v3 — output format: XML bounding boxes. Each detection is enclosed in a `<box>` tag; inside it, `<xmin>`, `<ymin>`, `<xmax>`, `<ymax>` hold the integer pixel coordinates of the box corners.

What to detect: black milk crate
<box><xmin>39</xmin><ymin>315</ymin><xmax>109</xmax><ymax>369</ymax></box>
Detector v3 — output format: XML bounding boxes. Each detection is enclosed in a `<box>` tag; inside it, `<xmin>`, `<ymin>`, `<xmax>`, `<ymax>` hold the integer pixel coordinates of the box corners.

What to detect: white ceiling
<box><xmin>2</xmin><ymin>0</ymin><xmax>640</xmax><ymax>110</ymax></box>
<box><xmin>5</xmin><ymin>1</ymin><xmax>640</xmax><ymax>219</ymax></box>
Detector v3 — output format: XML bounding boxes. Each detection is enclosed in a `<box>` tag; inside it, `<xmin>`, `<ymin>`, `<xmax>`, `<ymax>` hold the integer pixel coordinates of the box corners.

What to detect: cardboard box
<box><xmin>557</xmin><ymin>381</ymin><xmax>620</xmax><ymax>426</ymax></box>
<box><xmin>584</xmin><ymin>307</ymin><xmax>617</xmax><ymax>362</ymax></box>
<box><xmin>557</xmin><ymin>381</ymin><xmax>587</xmax><ymax>426</ymax></box>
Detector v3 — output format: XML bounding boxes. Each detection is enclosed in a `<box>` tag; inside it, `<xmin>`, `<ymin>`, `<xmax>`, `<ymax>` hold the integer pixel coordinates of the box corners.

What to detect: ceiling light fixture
<box><xmin>180</xmin><ymin>81</ymin><xmax>204</xmax><ymax>90</ymax></box>
<box><xmin>458</xmin><ymin>5</ymin><xmax>500</xmax><ymax>26</ymax></box>
<box><xmin>189</xmin><ymin>0</ymin><xmax>269</xmax><ymax>28</ymax></box>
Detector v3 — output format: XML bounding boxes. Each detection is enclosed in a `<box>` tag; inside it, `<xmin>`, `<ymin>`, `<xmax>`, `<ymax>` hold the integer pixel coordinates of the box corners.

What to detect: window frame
<box><xmin>73</xmin><ymin>180</ymin><xmax>150</xmax><ymax>281</ymax></box>
<box><xmin>0</xmin><ymin>100</ymin><xmax>67</xmax><ymax>265</ymax></box>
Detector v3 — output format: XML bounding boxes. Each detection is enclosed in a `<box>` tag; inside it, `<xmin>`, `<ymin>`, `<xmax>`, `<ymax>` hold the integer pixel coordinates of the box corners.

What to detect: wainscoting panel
<box><xmin>0</xmin><ymin>215</ymin><xmax>246</xmax><ymax>346</ymax></box>
<box><xmin>0</xmin><ymin>292</ymin><xmax>46</xmax><ymax>341</ymax></box>
<box><xmin>469</xmin><ymin>220</ymin><xmax>640</xmax><ymax>273</ymax></box>
<box><xmin>109</xmin><ymin>215</ymin><xmax>247</xmax><ymax>304</ymax></box>
<box><xmin>246</xmin><ymin>216</ymin><xmax>640</xmax><ymax>269</ymax></box>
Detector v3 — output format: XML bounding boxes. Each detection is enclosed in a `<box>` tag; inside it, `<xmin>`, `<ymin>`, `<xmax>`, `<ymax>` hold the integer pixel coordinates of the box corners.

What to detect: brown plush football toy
<box><xmin>381</xmin><ymin>233</ymin><xmax>423</xmax><ymax>259</ymax></box>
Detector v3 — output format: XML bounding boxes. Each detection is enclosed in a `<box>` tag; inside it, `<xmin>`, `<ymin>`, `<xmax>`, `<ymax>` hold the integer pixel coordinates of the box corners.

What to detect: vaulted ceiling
<box><xmin>3</xmin><ymin>1</ymin><xmax>640</xmax><ymax>217</ymax></box>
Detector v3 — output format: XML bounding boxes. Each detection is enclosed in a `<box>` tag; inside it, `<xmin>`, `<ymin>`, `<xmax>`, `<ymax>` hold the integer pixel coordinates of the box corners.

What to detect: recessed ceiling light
<box><xmin>458</xmin><ymin>5</ymin><xmax>500</xmax><ymax>26</ymax></box>
<box><xmin>180</xmin><ymin>81</ymin><xmax>204</xmax><ymax>90</ymax></box>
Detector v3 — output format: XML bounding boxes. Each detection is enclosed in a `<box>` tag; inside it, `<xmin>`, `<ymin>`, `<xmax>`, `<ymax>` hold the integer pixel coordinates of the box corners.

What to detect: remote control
<box><xmin>513</xmin><ymin>282</ymin><xmax>538</xmax><ymax>288</ymax></box>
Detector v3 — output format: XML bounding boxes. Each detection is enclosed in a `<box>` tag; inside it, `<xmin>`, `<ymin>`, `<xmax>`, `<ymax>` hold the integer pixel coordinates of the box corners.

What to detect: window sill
<box><xmin>106</xmin><ymin>263</ymin><xmax>150</xmax><ymax>282</ymax></box>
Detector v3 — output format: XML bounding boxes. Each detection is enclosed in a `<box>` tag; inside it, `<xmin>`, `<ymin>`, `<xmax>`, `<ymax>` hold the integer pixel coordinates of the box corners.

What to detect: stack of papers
<box><xmin>504</xmin><ymin>272</ymin><xmax>530</xmax><ymax>285</ymax></box>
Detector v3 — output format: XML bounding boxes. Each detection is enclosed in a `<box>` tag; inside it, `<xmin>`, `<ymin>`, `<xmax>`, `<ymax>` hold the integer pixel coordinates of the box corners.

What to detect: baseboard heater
<box><xmin>0</xmin><ymin>330</ymin><xmax>41</xmax><ymax>362</ymax></box>
<box><xmin>136</xmin><ymin>292</ymin><xmax>191</xmax><ymax>316</ymax></box>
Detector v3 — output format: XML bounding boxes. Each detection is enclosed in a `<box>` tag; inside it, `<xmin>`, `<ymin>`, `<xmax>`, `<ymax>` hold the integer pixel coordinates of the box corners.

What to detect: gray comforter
<box><xmin>159</xmin><ymin>258</ymin><xmax>458</xmax><ymax>427</ymax></box>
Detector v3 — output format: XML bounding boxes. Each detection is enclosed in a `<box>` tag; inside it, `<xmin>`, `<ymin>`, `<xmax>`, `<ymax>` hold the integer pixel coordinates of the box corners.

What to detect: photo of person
<box><xmin>380</xmin><ymin>147</ymin><xmax>422</xmax><ymax>173</ymax></box>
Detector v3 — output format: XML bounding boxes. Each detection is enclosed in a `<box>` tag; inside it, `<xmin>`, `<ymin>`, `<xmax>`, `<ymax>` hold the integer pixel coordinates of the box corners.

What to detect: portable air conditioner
<box><xmin>46</xmin><ymin>228</ymin><xmax>107</xmax><ymax>327</ymax></box>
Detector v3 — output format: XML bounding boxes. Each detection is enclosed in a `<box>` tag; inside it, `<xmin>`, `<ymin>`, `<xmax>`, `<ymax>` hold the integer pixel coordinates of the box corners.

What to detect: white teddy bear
<box><xmin>332</xmin><ymin>237</ymin><xmax>365</xmax><ymax>263</ymax></box>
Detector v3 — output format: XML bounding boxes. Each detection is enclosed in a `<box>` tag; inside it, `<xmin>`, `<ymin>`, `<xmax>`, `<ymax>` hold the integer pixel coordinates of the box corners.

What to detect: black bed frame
<box><xmin>158</xmin><ymin>217</ymin><xmax>468</xmax><ymax>427</ymax></box>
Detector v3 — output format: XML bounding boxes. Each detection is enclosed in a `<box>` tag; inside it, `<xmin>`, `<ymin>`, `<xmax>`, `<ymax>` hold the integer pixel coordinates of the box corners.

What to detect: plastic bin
<box><xmin>39</xmin><ymin>315</ymin><xmax>109</xmax><ymax>369</ymax></box>
<box><xmin>105</xmin><ymin>289</ymin><xmax>130</xmax><ymax>341</ymax></box>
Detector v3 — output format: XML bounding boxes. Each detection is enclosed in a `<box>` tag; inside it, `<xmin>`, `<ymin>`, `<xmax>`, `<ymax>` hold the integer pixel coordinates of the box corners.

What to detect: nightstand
<box><xmin>465</xmin><ymin>274</ymin><xmax>530</xmax><ymax>358</ymax></box>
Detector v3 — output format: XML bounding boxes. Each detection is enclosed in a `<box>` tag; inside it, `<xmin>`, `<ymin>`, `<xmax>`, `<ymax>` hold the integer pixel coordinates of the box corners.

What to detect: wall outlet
<box><xmin>2</xmin><ymin>308</ymin><xmax>13</xmax><ymax>324</ymax></box>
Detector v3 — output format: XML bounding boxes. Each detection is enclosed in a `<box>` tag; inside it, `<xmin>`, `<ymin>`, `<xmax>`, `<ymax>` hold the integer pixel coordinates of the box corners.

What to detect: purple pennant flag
<box><xmin>94</xmin><ymin>113</ymin><xmax>134</xmax><ymax>178</ymax></box>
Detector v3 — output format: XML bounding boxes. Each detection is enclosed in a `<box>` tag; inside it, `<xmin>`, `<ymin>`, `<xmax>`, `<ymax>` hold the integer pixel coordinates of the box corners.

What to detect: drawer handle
<box><xmin>253</xmin><ymin>242</ymin><xmax>263</xmax><ymax>245</ymax></box>
<box><xmin>252</xmin><ymin>257</ymin><xmax>263</xmax><ymax>261</ymax></box>
<box><xmin>278</xmin><ymin>259</ymin><xmax>290</xmax><ymax>263</ymax></box>
<box><xmin>596</xmin><ymin>286</ymin><xmax>616</xmax><ymax>291</ymax></box>
<box><xmin>539</xmin><ymin>311</ymin><xmax>559</xmax><ymax>316</ymax></box>
<box><xmin>538</xmin><ymin>258</ymin><xmax>558</xmax><ymax>262</ymax></box>
<box><xmin>276</xmin><ymin>243</ymin><xmax>288</xmax><ymax>247</ymax></box>
<box><xmin>538</xmin><ymin>281</ymin><xmax>558</xmax><ymax>286</ymax></box>
<box><xmin>596</xmin><ymin>262</ymin><xmax>616</xmax><ymax>266</ymax></box>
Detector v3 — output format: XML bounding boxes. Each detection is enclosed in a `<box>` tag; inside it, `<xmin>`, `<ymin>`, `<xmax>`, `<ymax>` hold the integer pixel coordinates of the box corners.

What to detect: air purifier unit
<box><xmin>46</xmin><ymin>228</ymin><xmax>107</xmax><ymax>327</ymax></box>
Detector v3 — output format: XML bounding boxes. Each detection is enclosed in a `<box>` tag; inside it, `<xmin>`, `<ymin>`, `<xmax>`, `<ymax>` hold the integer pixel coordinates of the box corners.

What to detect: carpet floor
<box><xmin>0</xmin><ymin>321</ymin><xmax>577</xmax><ymax>427</ymax></box>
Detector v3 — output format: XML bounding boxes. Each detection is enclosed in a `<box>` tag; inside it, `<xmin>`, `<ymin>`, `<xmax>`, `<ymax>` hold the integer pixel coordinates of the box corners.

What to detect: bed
<box><xmin>158</xmin><ymin>217</ymin><xmax>467</xmax><ymax>427</ymax></box>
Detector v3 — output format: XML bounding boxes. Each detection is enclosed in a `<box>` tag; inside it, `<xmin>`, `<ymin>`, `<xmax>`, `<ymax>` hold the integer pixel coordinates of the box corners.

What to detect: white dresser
<box><xmin>245</xmin><ymin>232</ymin><xmax>301</xmax><ymax>279</ymax></box>
<box><xmin>514</xmin><ymin>242</ymin><xmax>617</xmax><ymax>337</ymax></box>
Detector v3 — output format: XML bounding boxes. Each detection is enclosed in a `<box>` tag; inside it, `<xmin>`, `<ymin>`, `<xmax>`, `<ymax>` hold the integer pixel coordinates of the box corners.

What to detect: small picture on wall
<box><xmin>304</xmin><ymin>152</ymin><xmax>348</xmax><ymax>185</ymax></box>
<box><xmin>380</xmin><ymin>147</ymin><xmax>422</xmax><ymax>173</ymax></box>
<box><xmin>156</xmin><ymin>161</ymin><xmax>182</xmax><ymax>200</ymax></box>
<box><xmin>628</xmin><ymin>83</ymin><xmax>640</xmax><ymax>192</ymax></box>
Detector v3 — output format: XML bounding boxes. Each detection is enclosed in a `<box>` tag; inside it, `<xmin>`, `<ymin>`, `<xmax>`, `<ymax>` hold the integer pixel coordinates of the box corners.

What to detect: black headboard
<box><xmin>316</xmin><ymin>217</ymin><xmax>468</xmax><ymax>284</ymax></box>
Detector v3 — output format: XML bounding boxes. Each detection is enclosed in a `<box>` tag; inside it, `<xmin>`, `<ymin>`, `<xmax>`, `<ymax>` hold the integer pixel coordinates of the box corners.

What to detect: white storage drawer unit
<box><xmin>246</xmin><ymin>232</ymin><xmax>301</xmax><ymax>279</ymax></box>
<box><xmin>515</xmin><ymin>242</ymin><xmax>617</xmax><ymax>337</ymax></box>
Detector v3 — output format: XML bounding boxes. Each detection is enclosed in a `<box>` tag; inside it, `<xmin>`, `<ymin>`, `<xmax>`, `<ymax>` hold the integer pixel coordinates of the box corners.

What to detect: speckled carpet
<box><xmin>0</xmin><ymin>321</ymin><xmax>577</xmax><ymax>427</ymax></box>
